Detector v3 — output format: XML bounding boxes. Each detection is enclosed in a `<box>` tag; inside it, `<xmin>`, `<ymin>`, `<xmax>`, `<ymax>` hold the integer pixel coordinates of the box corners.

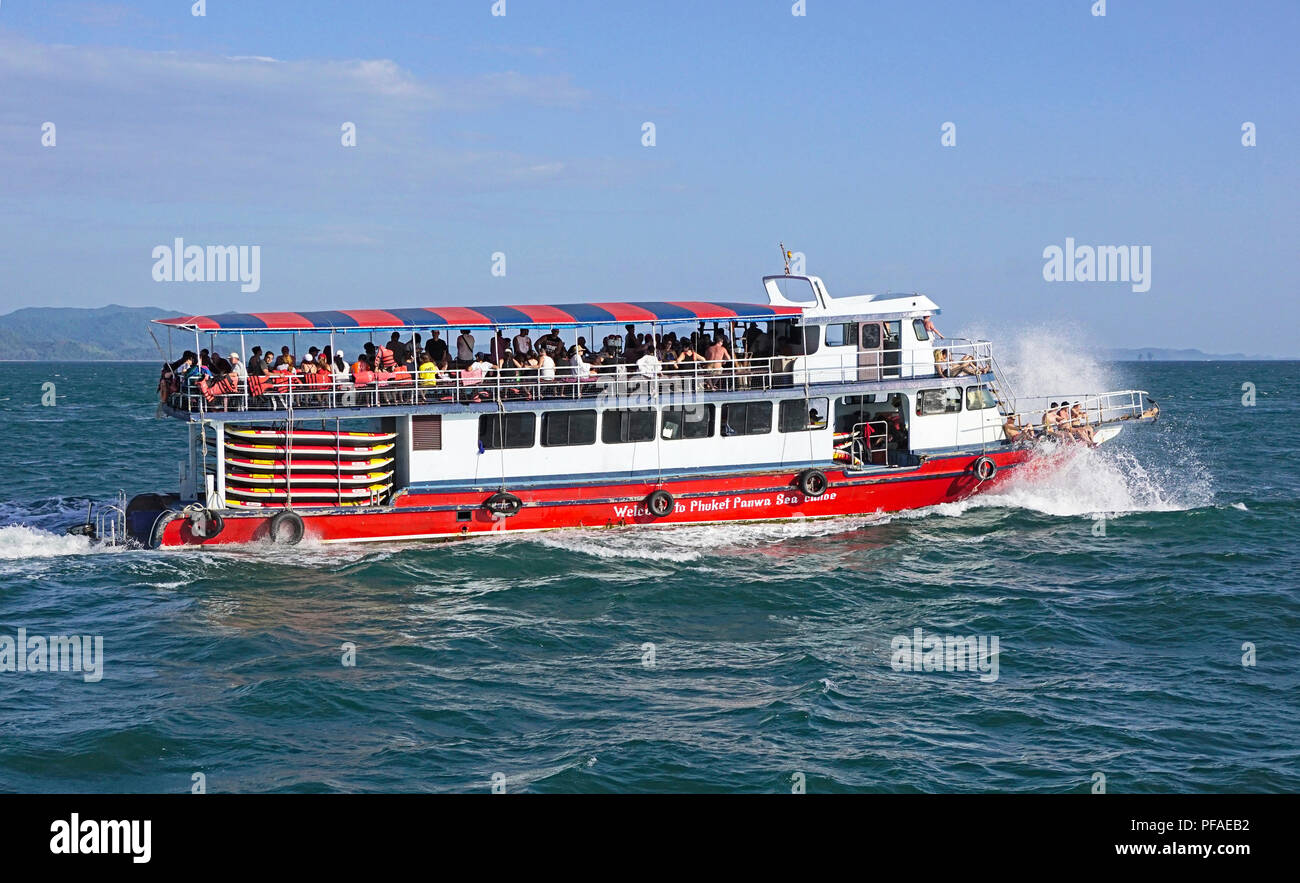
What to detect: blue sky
<box><xmin>1</xmin><ymin>0</ymin><xmax>1296</xmax><ymax>354</ymax></box>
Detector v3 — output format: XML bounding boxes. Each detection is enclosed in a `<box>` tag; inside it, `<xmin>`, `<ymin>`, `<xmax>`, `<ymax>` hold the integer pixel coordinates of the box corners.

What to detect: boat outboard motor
<box><xmin>66</xmin><ymin>502</ymin><xmax>96</xmax><ymax>540</ymax></box>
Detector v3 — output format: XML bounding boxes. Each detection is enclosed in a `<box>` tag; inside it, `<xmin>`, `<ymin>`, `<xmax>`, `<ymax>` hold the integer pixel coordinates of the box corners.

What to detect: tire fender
<box><xmin>646</xmin><ymin>489</ymin><xmax>675</xmax><ymax>517</ymax></box>
<box><xmin>797</xmin><ymin>469</ymin><xmax>828</xmax><ymax>497</ymax></box>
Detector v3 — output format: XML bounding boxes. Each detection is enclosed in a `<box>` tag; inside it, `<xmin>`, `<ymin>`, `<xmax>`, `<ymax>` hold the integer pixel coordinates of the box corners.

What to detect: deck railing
<box><xmin>165</xmin><ymin>341</ymin><xmax>1000</xmax><ymax>415</ymax></box>
<box><xmin>1003</xmin><ymin>389</ymin><xmax>1157</xmax><ymax>435</ymax></box>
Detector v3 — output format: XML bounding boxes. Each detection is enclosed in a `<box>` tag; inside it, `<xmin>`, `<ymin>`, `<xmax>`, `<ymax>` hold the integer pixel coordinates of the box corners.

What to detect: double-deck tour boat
<box><xmin>80</xmin><ymin>270</ymin><xmax>1157</xmax><ymax>547</ymax></box>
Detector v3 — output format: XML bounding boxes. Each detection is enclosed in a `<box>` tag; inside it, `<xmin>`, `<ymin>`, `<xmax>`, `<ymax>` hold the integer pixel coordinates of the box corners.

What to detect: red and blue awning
<box><xmin>154</xmin><ymin>301</ymin><xmax>804</xmax><ymax>332</ymax></box>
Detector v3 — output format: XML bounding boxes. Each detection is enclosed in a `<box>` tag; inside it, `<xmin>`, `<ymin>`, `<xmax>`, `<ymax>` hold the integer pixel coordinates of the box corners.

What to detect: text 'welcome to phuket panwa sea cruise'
<box><xmin>78</xmin><ymin>267</ymin><xmax>1156</xmax><ymax>548</ymax></box>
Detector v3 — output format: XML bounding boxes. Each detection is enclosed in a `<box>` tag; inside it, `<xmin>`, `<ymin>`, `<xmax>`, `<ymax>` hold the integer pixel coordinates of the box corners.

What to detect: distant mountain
<box><xmin>1101</xmin><ymin>347</ymin><xmax>1279</xmax><ymax>361</ymax></box>
<box><xmin>0</xmin><ymin>305</ymin><xmax>183</xmax><ymax>361</ymax></box>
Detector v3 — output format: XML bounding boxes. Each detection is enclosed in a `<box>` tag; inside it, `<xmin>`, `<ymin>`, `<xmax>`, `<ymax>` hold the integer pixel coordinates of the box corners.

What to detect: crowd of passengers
<box><xmin>159</xmin><ymin>322</ymin><xmax>820</xmax><ymax>410</ymax></box>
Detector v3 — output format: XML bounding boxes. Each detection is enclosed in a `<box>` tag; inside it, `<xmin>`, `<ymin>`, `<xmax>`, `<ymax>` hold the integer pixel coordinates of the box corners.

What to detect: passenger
<box><xmin>535</xmin><ymin>327</ymin><xmax>564</xmax><ymax>358</ymax></box>
<box><xmin>247</xmin><ymin>346</ymin><xmax>267</xmax><ymax>376</ymax></box>
<box><xmin>388</xmin><ymin>332</ymin><xmax>408</xmax><ymax>365</ymax></box>
<box><xmin>636</xmin><ymin>347</ymin><xmax>662</xmax><ymax>379</ymax></box>
<box><xmin>704</xmin><ymin>334</ymin><xmax>733</xmax><ymax>388</ymax></box>
<box><xmin>922</xmin><ymin>314</ymin><xmax>944</xmax><ymax>340</ymax></box>
<box><xmin>228</xmin><ymin>352</ymin><xmax>247</xmax><ymax>382</ymax></box>
<box><xmin>933</xmin><ymin>348</ymin><xmax>951</xmax><ymax>377</ymax></box>
<box><xmin>374</xmin><ymin>340</ymin><xmax>396</xmax><ymax>371</ymax></box>
<box><xmin>427</xmin><ymin>330</ymin><xmax>449</xmax><ymax>365</ymax></box>
<box><xmin>1003</xmin><ymin>413</ymin><xmax>1032</xmax><ymax>442</ymax></box>
<box><xmin>1070</xmin><ymin>402</ymin><xmax>1097</xmax><ymax>446</ymax></box>
<box><xmin>569</xmin><ymin>347</ymin><xmax>595</xmax><ymax>378</ymax></box>
<box><xmin>417</xmin><ymin>351</ymin><xmax>438</xmax><ymax>390</ymax></box>
<box><xmin>537</xmin><ymin>349</ymin><xmax>557</xmax><ymax>382</ymax></box>
<box><xmin>623</xmin><ymin>324</ymin><xmax>638</xmax><ymax>354</ymax></box>
<box><xmin>944</xmin><ymin>352</ymin><xmax>985</xmax><ymax>376</ymax></box>
<box><xmin>489</xmin><ymin>330</ymin><xmax>510</xmax><ymax>366</ymax></box>
<box><xmin>1041</xmin><ymin>403</ymin><xmax>1060</xmax><ymax>436</ymax></box>
<box><xmin>511</xmin><ymin>328</ymin><xmax>532</xmax><ymax>359</ymax></box>
<box><xmin>457</xmin><ymin>329</ymin><xmax>477</xmax><ymax>366</ymax></box>
<box><xmin>807</xmin><ymin>408</ymin><xmax>827</xmax><ymax>430</ymax></box>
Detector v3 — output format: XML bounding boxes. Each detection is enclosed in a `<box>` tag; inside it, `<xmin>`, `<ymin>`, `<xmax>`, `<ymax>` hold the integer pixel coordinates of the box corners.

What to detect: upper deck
<box><xmin>156</xmin><ymin>274</ymin><xmax>985</xmax><ymax>421</ymax></box>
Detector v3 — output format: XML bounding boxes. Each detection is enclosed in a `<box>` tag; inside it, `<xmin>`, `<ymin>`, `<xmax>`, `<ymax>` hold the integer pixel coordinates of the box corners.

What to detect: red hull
<box><xmin>152</xmin><ymin>448</ymin><xmax>1037</xmax><ymax>547</ymax></box>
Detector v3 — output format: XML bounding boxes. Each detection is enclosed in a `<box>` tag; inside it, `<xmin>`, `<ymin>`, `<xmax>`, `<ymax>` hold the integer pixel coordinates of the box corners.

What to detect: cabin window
<box><xmin>412</xmin><ymin>415</ymin><xmax>442</xmax><ymax>451</ymax></box>
<box><xmin>913</xmin><ymin>318</ymin><xmax>929</xmax><ymax>341</ymax></box>
<box><xmin>779</xmin><ymin>397</ymin><xmax>830</xmax><ymax>432</ymax></box>
<box><xmin>773</xmin><ymin>320</ymin><xmax>820</xmax><ymax>356</ymax></box>
<box><xmin>824</xmin><ymin>323</ymin><xmax>859</xmax><ymax>347</ymax></box>
<box><xmin>965</xmin><ymin>385</ymin><xmax>998</xmax><ymax>411</ymax></box>
<box><xmin>861</xmin><ymin>323</ymin><xmax>882</xmax><ymax>349</ymax></box>
<box><xmin>601</xmin><ymin>408</ymin><xmax>656</xmax><ymax>444</ymax></box>
<box><xmin>542</xmin><ymin>410</ymin><xmax>597</xmax><ymax>447</ymax></box>
<box><xmin>661</xmin><ymin>404</ymin><xmax>714</xmax><ymax>440</ymax></box>
<box><xmin>918</xmin><ymin>388</ymin><xmax>962</xmax><ymax>415</ymax></box>
<box><xmin>721</xmin><ymin>401</ymin><xmax>773</xmax><ymax>436</ymax></box>
<box><xmin>478</xmin><ymin>413</ymin><xmax>536</xmax><ymax>449</ymax></box>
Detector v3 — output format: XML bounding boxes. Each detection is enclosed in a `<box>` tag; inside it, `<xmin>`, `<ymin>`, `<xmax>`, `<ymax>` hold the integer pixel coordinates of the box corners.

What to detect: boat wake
<box><xmin>527</xmin><ymin>513</ymin><xmax>890</xmax><ymax>563</ymax></box>
<box><xmin>0</xmin><ymin>524</ymin><xmax>119</xmax><ymax>561</ymax></box>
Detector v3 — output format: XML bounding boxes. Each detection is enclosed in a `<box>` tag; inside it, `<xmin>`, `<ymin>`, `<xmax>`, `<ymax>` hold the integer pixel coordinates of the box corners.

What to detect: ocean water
<box><xmin>0</xmin><ymin>358</ymin><xmax>1296</xmax><ymax>793</ymax></box>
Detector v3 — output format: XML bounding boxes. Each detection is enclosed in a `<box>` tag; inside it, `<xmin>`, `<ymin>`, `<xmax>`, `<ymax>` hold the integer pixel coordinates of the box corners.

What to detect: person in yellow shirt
<box><xmin>417</xmin><ymin>354</ymin><xmax>438</xmax><ymax>401</ymax></box>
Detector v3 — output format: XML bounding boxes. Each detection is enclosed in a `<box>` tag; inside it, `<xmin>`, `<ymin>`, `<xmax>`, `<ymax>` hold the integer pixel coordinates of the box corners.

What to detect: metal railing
<box><xmin>1002</xmin><ymin>389</ymin><xmax>1157</xmax><ymax>438</ymax></box>
<box><xmin>838</xmin><ymin>419</ymin><xmax>892</xmax><ymax>469</ymax></box>
<box><xmin>165</xmin><ymin>341</ymin><xmax>1001</xmax><ymax>414</ymax></box>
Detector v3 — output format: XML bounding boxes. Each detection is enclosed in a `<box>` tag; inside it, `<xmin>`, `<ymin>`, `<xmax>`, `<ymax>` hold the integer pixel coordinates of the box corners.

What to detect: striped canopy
<box><xmin>154</xmin><ymin>301</ymin><xmax>803</xmax><ymax>332</ymax></box>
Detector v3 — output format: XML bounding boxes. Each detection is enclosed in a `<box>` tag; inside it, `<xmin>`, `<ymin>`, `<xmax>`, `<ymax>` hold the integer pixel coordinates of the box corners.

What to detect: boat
<box><xmin>79</xmin><ymin>266</ymin><xmax>1156</xmax><ymax>547</ymax></box>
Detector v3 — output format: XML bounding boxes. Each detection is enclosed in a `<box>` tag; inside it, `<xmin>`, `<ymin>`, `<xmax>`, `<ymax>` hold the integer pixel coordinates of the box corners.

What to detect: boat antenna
<box><xmin>779</xmin><ymin>242</ymin><xmax>791</xmax><ymax>275</ymax></box>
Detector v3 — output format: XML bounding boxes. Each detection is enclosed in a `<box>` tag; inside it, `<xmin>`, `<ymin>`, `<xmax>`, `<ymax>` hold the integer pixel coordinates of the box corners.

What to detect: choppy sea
<box><xmin>1</xmin><ymin>355</ymin><xmax>1296</xmax><ymax>792</ymax></box>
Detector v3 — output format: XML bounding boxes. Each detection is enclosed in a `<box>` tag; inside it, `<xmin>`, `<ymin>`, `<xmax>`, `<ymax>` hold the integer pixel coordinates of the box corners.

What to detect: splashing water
<box><xmin>0</xmin><ymin>524</ymin><xmax>115</xmax><ymax>561</ymax></box>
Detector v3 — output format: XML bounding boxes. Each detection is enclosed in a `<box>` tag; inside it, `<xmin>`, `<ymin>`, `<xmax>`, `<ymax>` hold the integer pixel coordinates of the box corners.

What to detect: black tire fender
<box><xmin>484</xmin><ymin>491</ymin><xmax>523</xmax><ymax>517</ymax></box>
<box><xmin>646</xmin><ymin>489</ymin><xmax>675</xmax><ymax>518</ymax></box>
<box><xmin>267</xmin><ymin>509</ymin><xmax>305</xmax><ymax>544</ymax></box>
<box><xmin>972</xmin><ymin>455</ymin><xmax>997</xmax><ymax>482</ymax></box>
<box><xmin>797</xmin><ymin>469</ymin><xmax>828</xmax><ymax>497</ymax></box>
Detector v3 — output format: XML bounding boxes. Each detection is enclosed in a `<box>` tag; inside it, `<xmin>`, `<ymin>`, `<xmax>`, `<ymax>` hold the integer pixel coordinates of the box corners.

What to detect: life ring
<box><xmin>797</xmin><ymin>469</ymin><xmax>828</xmax><ymax>497</ymax></box>
<box><xmin>646</xmin><ymin>489</ymin><xmax>674</xmax><ymax>517</ymax></box>
<box><xmin>972</xmin><ymin>456</ymin><xmax>998</xmax><ymax>482</ymax></box>
<box><xmin>484</xmin><ymin>491</ymin><xmax>523</xmax><ymax>517</ymax></box>
<box><xmin>267</xmin><ymin>509</ymin><xmax>305</xmax><ymax>544</ymax></box>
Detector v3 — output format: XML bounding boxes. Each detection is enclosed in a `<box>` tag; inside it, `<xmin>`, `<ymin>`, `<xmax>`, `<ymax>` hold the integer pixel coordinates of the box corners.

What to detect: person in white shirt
<box><xmin>456</xmin><ymin>329</ymin><xmax>475</xmax><ymax>364</ymax></box>
<box><xmin>228</xmin><ymin>352</ymin><xmax>247</xmax><ymax>381</ymax></box>
<box><xmin>538</xmin><ymin>350</ymin><xmax>556</xmax><ymax>381</ymax></box>
<box><xmin>569</xmin><ymin>349</ymin><xmax>590</xmax><ymax>377</ymax></box>
<box><xmin>636</xmin><ymin>350</ymin><xmax>661</xmax><ymax>379</ymax></box>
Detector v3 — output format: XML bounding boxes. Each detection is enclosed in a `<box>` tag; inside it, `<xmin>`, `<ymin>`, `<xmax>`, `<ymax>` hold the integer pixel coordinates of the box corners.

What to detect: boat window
<box><xmin>542</xmin><ymin>410</ymin><xmax>597</xmax><ymax>447</ymax></box>
<box><xmin>767</xmin><ymin>276</ymin><xmax>819</xmax><ymax>304</ymax></box>
<box><xmin>824</xmin><ymin>323</ymin><xmax>859</xmax><ymax>347</ymax></box>
<box><xmin>861</xmin><ymin>323</ymin><xmax>881</xmax><ymax>348</ymax></box>
<box><xmin>479</xmin><ymin>413</ymin><xmax>536</xmax><ymax>449</ymax></box>
<box><xmin>721</xmin><ymin>401</ymin><xmax>773</xmax><ymax>436</ymax></box>
<box><xmin>965</xmin><ymin>385</ymin><xmax>997</xmax><ymax>411</ymax></box>
<box><xmin>601</xmin><ymin>408</ymin><xmax>656</xmax><ymax>444</ymax></box>
<box><xmin>661</xmin><ymin>404</ymin><xmax>714</xmax><ymax>440</ymax></box>
<box><xmin>913</xmin><ymin>318</ymin><xmax>929</xmax><ymax>341</ymax></box>
<box><xmin>918</xmin><ymin>388</ymin><xmax>962</xmax><ymax>415</ymax></box>
<box><xmin>773</xmin><ymin>320</ymin><xmax>820</xmax><ymax>356</ymax></box>
<box><xmin>779</xmin><ymin>397</ymin><xmax>830</xmax><ymax>432</ymax></box>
